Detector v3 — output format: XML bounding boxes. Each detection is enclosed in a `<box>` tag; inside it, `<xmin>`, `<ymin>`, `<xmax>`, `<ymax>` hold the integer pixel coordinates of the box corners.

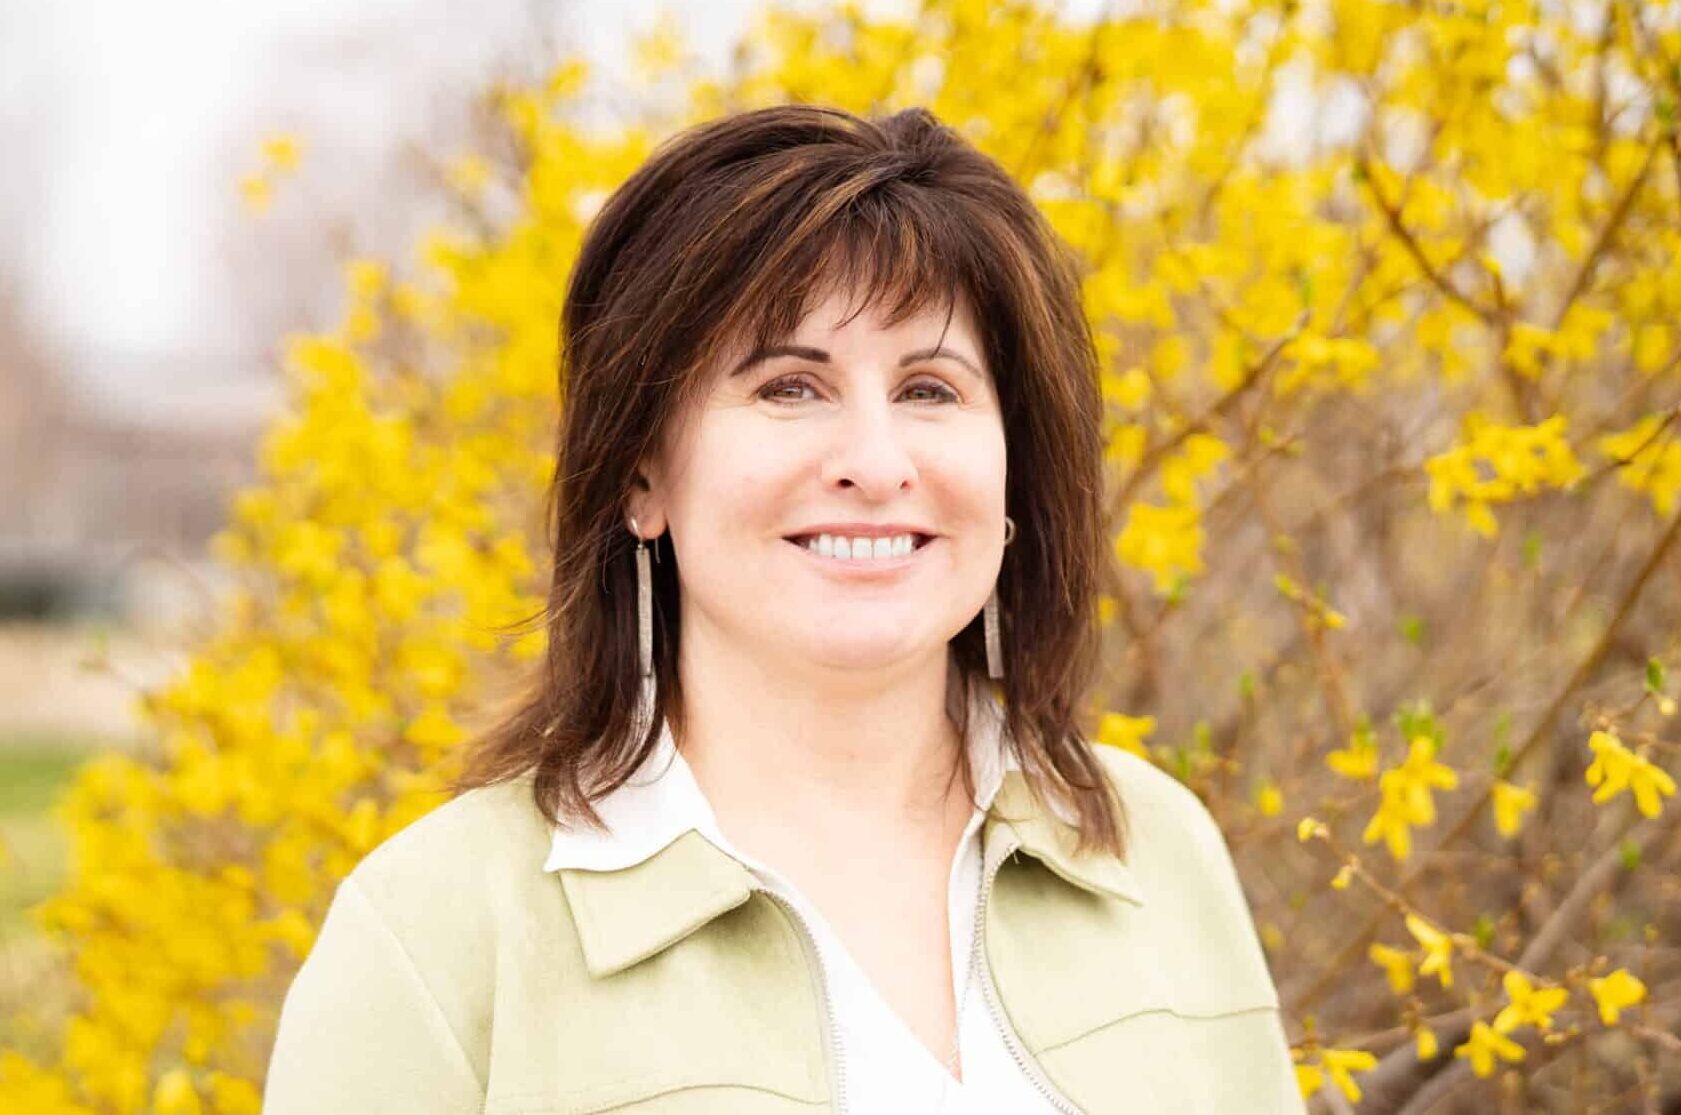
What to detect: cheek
<box><xmin>673</xmin><ymin>422</ymin><xmax>801</xmax><ymax>532</ymax></box>
<box><xmin>927</xmin><ymin>424</ymin><xmax>1008</xmax><ymax>516</ymax></box>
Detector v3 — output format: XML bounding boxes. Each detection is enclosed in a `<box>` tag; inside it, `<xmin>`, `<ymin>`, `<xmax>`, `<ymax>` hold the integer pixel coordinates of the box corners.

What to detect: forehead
<box><xmin>791</xmin><ymin>280</ymin><xmax>977</xmax><ymax>341</ymax></box>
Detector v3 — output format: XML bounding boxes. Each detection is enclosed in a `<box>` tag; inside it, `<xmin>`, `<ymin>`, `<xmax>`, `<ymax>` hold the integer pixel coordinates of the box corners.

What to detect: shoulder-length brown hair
<box><xmin>451</xmin><ymin>102</ymin><xmax>1128</xmax><ymax>860</ymax></box>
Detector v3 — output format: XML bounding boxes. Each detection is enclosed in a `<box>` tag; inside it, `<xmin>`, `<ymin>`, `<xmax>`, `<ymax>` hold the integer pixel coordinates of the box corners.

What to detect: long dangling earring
<box><xmin>628</xmin><ymin>516</ymin><xmax>658</xmax><ymax>741</ymax></box>
<box><xmin>985</xmin><ymin>515</ymin><xmax>1016</xmax><ymax>680</ymax></box>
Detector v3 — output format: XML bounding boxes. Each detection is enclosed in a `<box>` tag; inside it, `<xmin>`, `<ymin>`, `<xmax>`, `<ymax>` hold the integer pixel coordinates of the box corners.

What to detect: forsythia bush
<box><xmin>4</xmin><ymin>0</ymin><xmax>1680</xmax><ymax>1109</ymax></box>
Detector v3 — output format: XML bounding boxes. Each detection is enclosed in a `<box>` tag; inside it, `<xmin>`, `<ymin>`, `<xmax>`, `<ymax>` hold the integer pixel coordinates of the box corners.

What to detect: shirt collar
<box><xmin>542</xmin><ymin>677</ymin><xmax>1146</xmax><ymax>979</ymax></box>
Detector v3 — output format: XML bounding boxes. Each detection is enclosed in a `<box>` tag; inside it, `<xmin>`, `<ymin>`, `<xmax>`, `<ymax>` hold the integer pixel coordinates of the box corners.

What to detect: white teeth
<box><xmin>802</xmin><ymin>533</ymin><xmax>920</xmax><ymax>561</ymax></box>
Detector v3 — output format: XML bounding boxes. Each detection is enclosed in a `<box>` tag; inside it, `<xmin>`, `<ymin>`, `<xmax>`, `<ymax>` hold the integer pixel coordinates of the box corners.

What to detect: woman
<box><xmin>264</xmin><ymin>103</ymin><xmax>1304</xmax><ymax>1114</ymax></box>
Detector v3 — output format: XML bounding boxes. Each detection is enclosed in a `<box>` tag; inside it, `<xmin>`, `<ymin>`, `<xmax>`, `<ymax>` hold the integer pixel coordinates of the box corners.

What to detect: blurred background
<box><xmin>0</xmin><ymin>0</ymin><xmax>794</xmax><ymax>935</ymax></box>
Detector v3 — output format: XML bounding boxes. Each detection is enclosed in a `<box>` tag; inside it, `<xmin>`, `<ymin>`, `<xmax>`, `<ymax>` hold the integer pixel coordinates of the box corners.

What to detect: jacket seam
<box><xmin>343</xmin><ymin>873</ymin><xmax>487</xmax><ymax>1096</ymax></box>
<box><xmin>1037</xmin><ymin>1002</ymin><xmax>1283</xmax><ymax>1056</ymax></box>
<box><xmin>491</xmin><ymin>1080</ymin><xmax>825</xmax><ymax>1114</ymax></box>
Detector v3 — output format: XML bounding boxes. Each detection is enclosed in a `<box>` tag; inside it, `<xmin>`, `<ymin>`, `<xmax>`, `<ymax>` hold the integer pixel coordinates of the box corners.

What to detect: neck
<box><xmin>672</xmin><ymin>626</ymin><xmax>971</xmax><ymax>835</ymax></box>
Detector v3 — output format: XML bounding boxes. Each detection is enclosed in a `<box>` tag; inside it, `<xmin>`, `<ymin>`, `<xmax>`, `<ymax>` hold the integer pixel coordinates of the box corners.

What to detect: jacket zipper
<box><xmin>756</xmin><ymin>888</ymin><xmax>849</xmax><ymax>1115</ymax></box>
<box><xmin>971</xmin><ymin>832</ymin><xmax>1085</xmax><ymax>1115</ymax></box>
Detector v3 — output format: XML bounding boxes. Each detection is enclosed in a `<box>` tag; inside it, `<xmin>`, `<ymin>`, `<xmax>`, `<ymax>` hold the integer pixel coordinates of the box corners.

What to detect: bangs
<box><xmin>683</xmin><ymin>179</ymin><xmax>985</xmax><ymax>408</ymax></box>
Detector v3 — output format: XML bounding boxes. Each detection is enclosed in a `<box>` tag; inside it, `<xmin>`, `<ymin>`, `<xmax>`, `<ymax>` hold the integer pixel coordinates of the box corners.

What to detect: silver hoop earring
<box><xmin>985</xmin><ymin>515</ymin><xmax>1015</xmax><ymax>680</ymax></box>
<box><xmin>628</xmin><ymin>516</ymin><xmax>658</xmax><ymax>741</ymax></box>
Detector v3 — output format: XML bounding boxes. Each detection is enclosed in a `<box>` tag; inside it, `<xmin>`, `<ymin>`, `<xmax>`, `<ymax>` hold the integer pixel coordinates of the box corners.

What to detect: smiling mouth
<box><xmin>783</xmin><ymin>534</ymin><xmax>937</xmax><ymax>552</ymax></box>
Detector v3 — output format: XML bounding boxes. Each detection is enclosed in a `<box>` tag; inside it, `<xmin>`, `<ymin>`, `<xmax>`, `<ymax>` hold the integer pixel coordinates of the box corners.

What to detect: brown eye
<box><xmin>903</xmin><ymin>379</ymin><xmax>959</xmax><ymax>403</ymax></box>
<box><xmin>758</xmin><ymin>374</ymin><xmax>818</xmax><ymax>402</ymax></box>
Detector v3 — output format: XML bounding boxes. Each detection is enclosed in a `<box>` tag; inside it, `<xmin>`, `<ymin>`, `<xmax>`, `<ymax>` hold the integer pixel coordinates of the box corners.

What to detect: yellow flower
<box><xmin>1415</xmin><ymin>1026</ymin><xmax>1439</xmax><ymax>1060</ymax></box>
<box><xmin>1368</xmin><ymin>942</ymin><xmax>1416</xmax><ymax>994</ymax></box>
<box><xmin>1398</xmin><ymin>735</ymin><xmax>1460</xmax><ymax>823</ymax></box>
<box><xmin>1491</xmin><ymin>779</ymin><xmax>1538</xmax><ymax>838</ymax></box>
<box><xmin>260</xmin><ymin>134</ymin><xmax>303</xmax><ymax>172</ymax></box>
<box><xmin>1585</xmin><ymin>729</ymin><xmax>1676</xmax><ymax>817</ymax></box>
<box><xmin>1362</xmin><ymin>774</ymin><xmax>1416</xmax><ymax>860</ymax></box>
<box><xmin>1294</xmin><ymin>1060</ymin><xmax>1323</xmax><ymax>1099</ymax></box>
<box><xmin>1297</xmin><ymin>816</ymin><xmax>1328</xmax><ymax>843</ymax></box>
<box><xmin>1326</xmin><ymin>726</ymin><xmax>1379</xmax><ymax>781</ymax></box>
<box><xmin>154</xmin><ymin>1067</ymin><xmax>202</xmax><ymax>1115</ymax></box>
<box><xmin>1115</xmin><ymin>500</ymin><xmax>1206</xmax><ymax>596</ymax></box>
<box><xmin>1405</xmin><ymin>913</ymin><xmax>1455</xmax><ymax>989</ymax></box>
<box><xmin>1454</xmin><ymin>1020</ymin><xmax>1526</xmax><ymax>1076</ymax></box>
<box><xmin>1096</xmin><ymin>711</ymin><xmax>1156</xmax><ymax>759</ymax></box>
<box><xmin>1320</xmin><ymin>1047</ymin><xmax>1379</xmax><ymax>1103</ymax></box>
<box><xmin>1362</xmin><ymin>736</ymin><xmax>1459</xmax><ymax>861</ymax></box>
<box><xmin>1587</xmin><ymin>968</ymin><xmax>1646</xmax><ymax>1025</ymax></box>
<box><xmin>1492</xmin><ymin>970</ymin><xmax>1569</xmax><ymax>1034</ymax></box>
<box><xmin>1255</xmin><ymin>780</ymin><xmax>1284</xmax><ymax>817</ymax></box>
<box><xmin>238</xmin><ymin>174</ymin><xmax>272</xmax><ymax>215</ymax></box>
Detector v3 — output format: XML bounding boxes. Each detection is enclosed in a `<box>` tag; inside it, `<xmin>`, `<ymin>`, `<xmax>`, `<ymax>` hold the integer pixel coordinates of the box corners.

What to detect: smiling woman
<box><xmin>263</xmin><ymin>103</ymin><xmax>1303</xmax><ymax>1115</ymax></box>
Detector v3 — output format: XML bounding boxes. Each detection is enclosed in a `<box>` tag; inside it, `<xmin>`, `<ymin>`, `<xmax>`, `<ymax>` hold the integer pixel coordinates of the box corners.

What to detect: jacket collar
<box><xmin>544</xmin><ymin>680</ymin><xmax>1147</xmax><ymax>979</ymax></box>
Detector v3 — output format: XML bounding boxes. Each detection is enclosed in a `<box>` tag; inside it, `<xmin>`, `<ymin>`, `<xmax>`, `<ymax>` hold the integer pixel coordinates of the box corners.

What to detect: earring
<box><xmin>985</xmin><ymin>515</ymin><xmax>1016</xmax><ymax>680</ymax></box>
<box><xmin>628</xmin><ymin>516</ymin><xmax>657</xmax><ymax>742</ymax></box>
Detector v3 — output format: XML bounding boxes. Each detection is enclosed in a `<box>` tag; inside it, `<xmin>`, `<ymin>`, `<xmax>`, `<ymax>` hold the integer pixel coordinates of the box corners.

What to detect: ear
<box><xmin>624</xmin><ymin>462</ymin><xmax>668</xmax><ymax>539</ymax></box>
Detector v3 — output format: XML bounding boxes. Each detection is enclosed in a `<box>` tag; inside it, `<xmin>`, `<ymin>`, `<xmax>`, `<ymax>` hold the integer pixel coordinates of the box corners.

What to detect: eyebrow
<box><xmin>729</xmin><ymin>343</ymin><xmax>985</xmax><ymax>381</ymax></box>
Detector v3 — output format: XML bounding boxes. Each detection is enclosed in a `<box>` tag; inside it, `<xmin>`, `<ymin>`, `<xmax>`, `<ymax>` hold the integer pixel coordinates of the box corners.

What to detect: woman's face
<box><xmin>632</xmin><ymin>283</ymin><xmax>1007</xmax><ymax>683</ymax></box>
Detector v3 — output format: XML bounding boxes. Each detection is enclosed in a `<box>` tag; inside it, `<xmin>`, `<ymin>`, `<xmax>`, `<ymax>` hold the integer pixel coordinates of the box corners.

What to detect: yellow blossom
<box><xmin>1493</xmin><ymin>970</ymin><xmax>1569</xmax><ymax>1034</ymax></box>
<box><xmin>1491</xmin><ymin>778</ymin><xmax>1538</xmax><ymax>838</ymax></box>
<box><xmin>1405</xmin><ymin>913</ymin><xmax>1455</xmax><ymax>989</ymax></box>
<box><xmin>1326</xmin><ymin>726</ymin><xmax>1379</xmax><ymax>780</ymax></box>
<box><xmin>1585</xmin><ymin>729</ymin><xmax>1676</xmax><ymax>817</ymax></box>
<box><xmin>1362</xmin><ymin>735</ymin><xmax>1458</xmax><ymax>861</ymax></box>
<box><xmin>1454</xmin><ymin>1020</ymin><xmax>1526</xmax><ymax>1077</ymax></box>
<box><xmin>1368</xmin><ymin>942</ymin><xmax>1416</xmax><ymax>994</ymax></box>
<box><xmin>1096</xmin><ymin>711</ymin><xmax>1156</xmax><ymax>759</ymax></box>
<box><xmin>1115</xmin><ymin>500</ymin><xmax>1207</xmax><ymax>596</ymax></box>
<box><xmin>154</xmin><ymin>1067</ymin><xmax>202</xmax><ymax>1115</ymax></box>
<box><xmin>260</xmin><ymin>134</ymin><xmax>303</xmax><ymax>172</ymax></box>
<box><xmin>238</xmin><ymin>175</ymin><xmax>272</xmax><ymax>215</ymax></box>
<box><xmin>1415</xmin><ymin>1026</ymin><xmax>1439</xmax><ymax>1060</ymax></box>
<box><xmin>1295</xmin><ymin>1046</ymin><xmax>1378</xmax><ymax>1103</ymax></box>
<box><xmin>1587</xmin><ymin>968</ymin><xmax>1646</xmax><ymax>1025</ymax></box>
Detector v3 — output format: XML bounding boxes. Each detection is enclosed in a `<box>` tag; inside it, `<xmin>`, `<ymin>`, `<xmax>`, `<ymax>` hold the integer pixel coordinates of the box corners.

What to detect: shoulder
<box><xmin>1089</xmin><ymin>742</ymin><xmax>1227</xmax><ymax>857</ymax></box>
<box><xmin>341</xmin><ymin>773</ymin><xmax>555</xmax><ymax>953</ymax></box>
<box><xmin>1088</xmin><ymin>743</ymin><xmax>1281</xmax><ymax>1012</ymax></box>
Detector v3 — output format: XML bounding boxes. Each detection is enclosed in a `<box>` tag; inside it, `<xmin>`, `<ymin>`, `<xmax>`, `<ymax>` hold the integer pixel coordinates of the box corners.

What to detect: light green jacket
<box><xmin>263</xmin><ymin>744</ymin><xmax>1306</xmax><ymax>1114</ymax></box>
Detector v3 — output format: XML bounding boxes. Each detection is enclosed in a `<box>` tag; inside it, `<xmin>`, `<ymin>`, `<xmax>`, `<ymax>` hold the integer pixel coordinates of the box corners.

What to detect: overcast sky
<box><xmin>1</xmin><ymin>0</ymin><xmax>771</xmax><ymax>423</ymax></box>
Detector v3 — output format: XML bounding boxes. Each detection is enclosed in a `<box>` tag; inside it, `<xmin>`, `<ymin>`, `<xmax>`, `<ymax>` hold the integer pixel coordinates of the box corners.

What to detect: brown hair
<box><xmin>451</xmin><ymin>103</ymin><xmax>1128</xmax><ymax>859</ymax></box>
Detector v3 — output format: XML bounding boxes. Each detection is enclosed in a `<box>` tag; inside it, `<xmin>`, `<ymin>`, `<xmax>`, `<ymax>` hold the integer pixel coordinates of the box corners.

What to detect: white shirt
<box><xmin>542</xmin><ymin>681</ymin><xmax>1066</xmax><ymax>1114</ymax></box>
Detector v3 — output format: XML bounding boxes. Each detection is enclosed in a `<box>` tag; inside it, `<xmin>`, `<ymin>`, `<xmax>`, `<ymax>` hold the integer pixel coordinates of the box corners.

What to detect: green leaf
<box><xmin>1619</xmin><ymin>837</ymin><xmax>1641</xmax><ymax>872</ymax></box>
<box><xmin>1398</xmin><ymin>613</ymin><xmax>1424</xmax><ymax>645</ymax></box>
<box><xmin>1473</xmin><ymin>914</ymin><xmax>1495</xmax><ymax>951</ymax></box>
<box><xmin>1645</xmin><ymin>657</ymin><xmax>1666</xmax><ymax>696</ymax></box>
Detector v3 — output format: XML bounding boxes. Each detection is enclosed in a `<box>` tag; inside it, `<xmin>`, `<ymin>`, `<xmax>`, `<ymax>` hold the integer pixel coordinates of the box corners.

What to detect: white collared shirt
<box><xmin>542</xmin><ymin>683</ymin><xmax>1066</xmax><ymax>1114</ymax></box>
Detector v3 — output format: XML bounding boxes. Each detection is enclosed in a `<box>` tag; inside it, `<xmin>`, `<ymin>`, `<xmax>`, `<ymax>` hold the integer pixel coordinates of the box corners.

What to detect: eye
<box><xmin>755</xmin><ymin>373</ymin><xmax>961</xmax><ymax>404</ymax></box>
<box><xmin>901</xmin><ymin>377</ymin><xmax>960</xmax><ymax>403</ymax></box>
<box><xmin>758</xmin><ymin>373</ymin><xmax>819</xmax><ymax>402</ymax></box>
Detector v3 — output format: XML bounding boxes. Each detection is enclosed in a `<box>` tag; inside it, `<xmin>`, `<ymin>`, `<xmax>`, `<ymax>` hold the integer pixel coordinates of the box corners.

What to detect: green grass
<box><xmin>0</xmin><ymin>736</ymin><xmax>99</xmax><ymax>939</ymax></box>
<box><xmin>0</xmin><ymin>735</ymin><xmax>100</xmax><ymax>1058</ymax></box>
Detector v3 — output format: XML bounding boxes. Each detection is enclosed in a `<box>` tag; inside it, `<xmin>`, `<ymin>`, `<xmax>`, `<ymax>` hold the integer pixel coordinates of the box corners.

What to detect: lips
<box><xmin>784</xmin><ymin>533</ymin><xmax>936</xmax><ymax>549</ymax></box>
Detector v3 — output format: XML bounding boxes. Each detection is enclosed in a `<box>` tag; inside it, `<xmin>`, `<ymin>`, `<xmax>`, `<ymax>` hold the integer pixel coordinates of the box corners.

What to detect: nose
<box><xmin>817</xmin><ymin>390</ymin><xmax>917</xmax><ymax>494</ymax></box>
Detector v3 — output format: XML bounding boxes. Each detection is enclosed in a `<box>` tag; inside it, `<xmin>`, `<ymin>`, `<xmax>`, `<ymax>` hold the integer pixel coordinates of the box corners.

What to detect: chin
<box><xmin>782</xmin><ymin>632</ymin><xmax>928</xmax><ymax>672</ymax></box>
